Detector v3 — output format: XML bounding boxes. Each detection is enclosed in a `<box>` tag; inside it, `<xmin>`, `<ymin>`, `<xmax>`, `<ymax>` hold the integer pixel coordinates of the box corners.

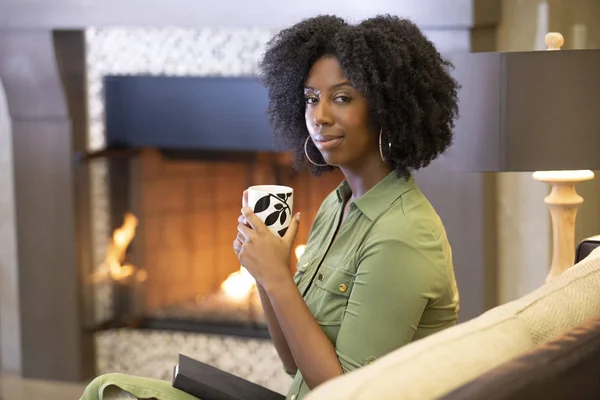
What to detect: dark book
<box><xmin>172</xmin><ymin>353</ymin><xmax>286</xmax><ymax>400</ymax></box>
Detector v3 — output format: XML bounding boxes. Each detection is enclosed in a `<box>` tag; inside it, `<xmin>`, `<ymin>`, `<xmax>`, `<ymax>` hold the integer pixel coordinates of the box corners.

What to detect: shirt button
<box><xmin>317</xmin><ymin>273</ymin><xmax>324</xmax><ymax>281</ymax></box>
<box><xmin>339</xmin><ymin>283</ymin><xmax>347</xmax><ymax>292</ymax></box>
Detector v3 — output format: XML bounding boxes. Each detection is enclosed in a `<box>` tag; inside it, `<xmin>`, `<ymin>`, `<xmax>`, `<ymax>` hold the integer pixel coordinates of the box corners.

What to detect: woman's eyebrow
<box><xmin>329</xmin><ymin>81</ymin><xmax>352</xmax><ymax>90</ymax></box>
<box><xmin>304</xmin><ymin>80</ymin><xmax>353</xmax><ymax>93</ymax></box>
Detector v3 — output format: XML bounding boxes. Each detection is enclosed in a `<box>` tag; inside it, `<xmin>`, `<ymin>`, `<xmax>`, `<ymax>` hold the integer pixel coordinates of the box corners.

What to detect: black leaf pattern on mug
<box><xmin>264</xmin><ymin>211</ymin><xmax>280</xmax><ymax>226</ymax></box>
<box><xmin>278</xmin><ymin>227</ymin><xmax>288</xmax><ymax>237</ymax></box>
<box><xmin>253</xmin><ymin>195</ymin><xmax>271</xmax><ymax>213</ymax></box>
<box><xmin>279</xmin><ymin>209</ymin><xmax>287</xmax><ymax>225</ymax></box>
<box><xmin>253</xmin><ymin>191</ymin><xmax>292</xmax><ymax>229</ymax></box>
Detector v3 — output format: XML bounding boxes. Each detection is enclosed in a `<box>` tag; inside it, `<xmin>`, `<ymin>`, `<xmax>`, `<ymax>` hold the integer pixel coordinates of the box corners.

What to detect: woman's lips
<box><xmin>314</xmin><ymin>136</ymin><xmax>344</xmax><ymax>150</ymax></box>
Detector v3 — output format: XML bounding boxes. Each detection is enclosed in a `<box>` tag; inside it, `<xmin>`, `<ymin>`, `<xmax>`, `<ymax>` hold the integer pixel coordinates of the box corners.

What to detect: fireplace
<box><xmin>82</xmin><ymin>75</ymin><xmax>343</xmax><ymax>338</ymax></box>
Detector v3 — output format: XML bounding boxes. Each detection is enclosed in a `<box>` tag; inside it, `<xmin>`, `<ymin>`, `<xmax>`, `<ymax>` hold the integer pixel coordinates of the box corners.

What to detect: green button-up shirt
<box><xmin>287</xmin><ymin>171</ymin><xmax>460</xmax><ymax>400</ymax></box>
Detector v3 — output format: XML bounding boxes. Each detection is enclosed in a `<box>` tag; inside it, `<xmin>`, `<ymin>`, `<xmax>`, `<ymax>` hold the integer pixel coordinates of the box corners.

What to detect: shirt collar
<box><xmin>335</xmin><ymin>171</ymin><xmax>415</xmax><ymax>221</ymax></box>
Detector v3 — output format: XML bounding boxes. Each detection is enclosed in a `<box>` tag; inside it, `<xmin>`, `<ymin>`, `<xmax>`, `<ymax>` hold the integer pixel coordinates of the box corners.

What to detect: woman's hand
<box><xmin>233</xmin><ymin>206</ymin><xmax>301</xmax><ymax>290</ymax></box>
<box><xmin>233</xmin><ymin>190</ymin><xmax>251</xmax><ymax>257</ymax></box>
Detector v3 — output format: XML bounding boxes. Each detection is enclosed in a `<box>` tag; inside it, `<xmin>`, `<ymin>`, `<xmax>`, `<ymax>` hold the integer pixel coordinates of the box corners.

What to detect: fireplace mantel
<box><xmin>0</xmin><ymin>0</ymin><xmax>501</xmax><ymax>382</ymax></box>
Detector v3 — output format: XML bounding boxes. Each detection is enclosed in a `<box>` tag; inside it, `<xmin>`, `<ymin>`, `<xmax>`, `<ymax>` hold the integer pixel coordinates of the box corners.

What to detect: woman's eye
<box><xmin>334</xmin><ymin>95</ymin><xmax>351</xmax><ymax>103</ymax></box>
<box><xmin>305</xmin><ymin>97</ymin><xmax>318</xmax><ymax>105</ymax></box>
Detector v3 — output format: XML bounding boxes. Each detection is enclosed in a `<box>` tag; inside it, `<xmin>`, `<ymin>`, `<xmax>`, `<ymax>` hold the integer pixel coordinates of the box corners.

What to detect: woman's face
<box><xmin>304</xmin><ymin>56</ymin><xmax>379</xmax><ymax>169</ymax></box>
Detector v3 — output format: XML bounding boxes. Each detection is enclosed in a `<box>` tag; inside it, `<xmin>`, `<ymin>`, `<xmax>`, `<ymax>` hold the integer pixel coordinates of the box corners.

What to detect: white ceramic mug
<box><xmin>245</xmin><ymin>185</ymin><xmax>294</xmax><ymax>237</ymax></box>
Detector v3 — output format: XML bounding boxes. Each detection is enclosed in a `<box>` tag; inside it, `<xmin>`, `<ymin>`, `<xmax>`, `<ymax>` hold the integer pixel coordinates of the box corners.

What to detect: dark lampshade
<box><xmin>444</xmin><ymin>48</ymin><xmax>600</xmax><ymax>172</ymax></box>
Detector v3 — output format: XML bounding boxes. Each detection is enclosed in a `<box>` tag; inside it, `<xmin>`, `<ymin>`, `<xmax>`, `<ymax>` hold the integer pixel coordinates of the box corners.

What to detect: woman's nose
<box><xmin>313</xmin><ymin>102</ymin><xmax>333</xmax><ymax>126</ymax></box>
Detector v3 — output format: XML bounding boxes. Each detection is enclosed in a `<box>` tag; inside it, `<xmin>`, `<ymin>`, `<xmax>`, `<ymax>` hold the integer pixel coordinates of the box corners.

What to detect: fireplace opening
<box><xmin>80</xmin><ymin>74</ymin><xmax>343</xmax><ymax>338</ymax></box>
<box><xmin>83</xmin><ymin>148</ymin><xmax>342</xmax><ymax>338</ymax></box>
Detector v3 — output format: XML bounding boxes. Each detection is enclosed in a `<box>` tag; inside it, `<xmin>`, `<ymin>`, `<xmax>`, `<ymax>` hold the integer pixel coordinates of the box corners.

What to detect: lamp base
<box><xmin>532</xmin><ymin>170</ymin><xmax>595</xmax><ymax>281</ymax></box>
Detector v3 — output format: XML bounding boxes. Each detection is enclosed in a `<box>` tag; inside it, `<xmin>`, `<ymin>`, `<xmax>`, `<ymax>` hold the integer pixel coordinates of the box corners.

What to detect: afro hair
<box><xmin>259</xmin><ymin>14</ymin><xmax>460</xmax><ymax>178</ymax></box>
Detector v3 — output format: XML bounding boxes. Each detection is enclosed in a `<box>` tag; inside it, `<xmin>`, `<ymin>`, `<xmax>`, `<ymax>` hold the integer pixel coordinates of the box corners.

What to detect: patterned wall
<box><xmin>86</xmin><ymin>27</ymin><xmax>292</xmax><ymax>393</ymax></box>
<box><xmin>95</xmin><ymin>329</ymin><xmax>291</xmax><ymax>394</ymax></box>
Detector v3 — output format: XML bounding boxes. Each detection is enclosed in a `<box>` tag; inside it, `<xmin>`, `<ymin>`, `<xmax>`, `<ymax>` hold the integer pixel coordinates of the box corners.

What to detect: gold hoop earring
<box><xmin>379</xmin><ymin>128</ymin><xmax>391</xmax><ymax>162</ymax></box>
<box><xmin>304</xmin><ymin>136</ymin><xmax>328</xmax><ymax>167</ymax></box>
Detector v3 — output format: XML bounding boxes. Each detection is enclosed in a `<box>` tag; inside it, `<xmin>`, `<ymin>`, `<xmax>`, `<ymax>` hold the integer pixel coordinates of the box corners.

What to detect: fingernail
<box><xmin>296</xmin><ymin>212</ymin><xmax>301</xmax><ymax>221</ymax></box>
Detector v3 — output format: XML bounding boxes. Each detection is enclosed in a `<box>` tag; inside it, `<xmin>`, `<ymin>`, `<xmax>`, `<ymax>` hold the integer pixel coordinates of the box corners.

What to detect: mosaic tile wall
<box><xmin>95</xmin><ymin>329</ymin><xmax>292</xmax><ymax>394</ymax></box>
<box><xmin>86</xmin><ymin>27</ymin><xmax>291</xmax><ymax>393</ymax></box>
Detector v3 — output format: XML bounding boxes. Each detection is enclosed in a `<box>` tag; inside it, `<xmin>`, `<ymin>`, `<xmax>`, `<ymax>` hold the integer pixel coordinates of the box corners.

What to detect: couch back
<box><xmin>307</xmin><ymin>246</ymin><xmax>600</xmax><ymax>400</ymax></box>
<box><xmin>510</xmin><ymin>246</ymin><xmax>600</xmax><ymax>345</ymax></box>
<box><xmin>439</xmin><ymin>316</ymin><xmax>600</xmax><ymax>400</ymax></box>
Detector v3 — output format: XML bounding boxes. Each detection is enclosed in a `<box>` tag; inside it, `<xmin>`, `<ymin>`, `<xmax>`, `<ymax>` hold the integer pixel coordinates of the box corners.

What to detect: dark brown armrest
<box><xmin>576</xmin><ymin>235</ymin><xmax>600</xmax><ymax>263</ymax></box>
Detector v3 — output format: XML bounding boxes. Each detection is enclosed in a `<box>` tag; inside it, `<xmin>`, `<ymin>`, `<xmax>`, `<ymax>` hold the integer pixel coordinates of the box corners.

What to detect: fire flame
<box><xmin>220</xmin><ymin>266</ymin><xmax>256</xmax><ymax>301</ymax></box>
<box><xmin>219</xmin><ymin>244</ymin><xmax>306</xmax><ymax>301</ymax></box>
<box><xmin>91</xmin><ymin>213</ymin><xmax>144</xmax><ymax>283</ymax></box>
<box><xmin>295</xmin><ymin>244</ymin><xmax>306</xmax><ymax>260</ymax></box>
<box><xmin>92</xmin><ymin>211</ymin><xmax>307</xmax><ymax>305</ymax></box>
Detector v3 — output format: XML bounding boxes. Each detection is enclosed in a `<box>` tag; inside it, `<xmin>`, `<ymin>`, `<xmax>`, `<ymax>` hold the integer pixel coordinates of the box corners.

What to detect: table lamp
<box><xmin>444</xmin><ymin>32</ymin><xmax>600</xmax><ymax>281</ymax></box>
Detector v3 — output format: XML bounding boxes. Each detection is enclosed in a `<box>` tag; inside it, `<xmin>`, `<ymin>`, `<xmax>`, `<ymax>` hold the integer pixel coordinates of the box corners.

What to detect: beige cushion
<box><xmin>306</xmin><ymin>247</ymin><xmax>600</xmax><ymax>400</ymax></box>
<box><xmin>513</xmin><ymin>246</ymin><xmax>600</xmax><ymax>344</ymax></box>
<box><xmin>306</xmin><ymin>305</ymin><xmax>533</xmax><ymax>400</ymax></box>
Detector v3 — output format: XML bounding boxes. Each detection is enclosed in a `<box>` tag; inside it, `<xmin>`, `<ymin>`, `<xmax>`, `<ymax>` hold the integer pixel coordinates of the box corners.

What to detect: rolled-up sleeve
<box><xmin>334</xmin><ymin>235</ymin><xmax>443</xmax><ymax>372</ymax></box>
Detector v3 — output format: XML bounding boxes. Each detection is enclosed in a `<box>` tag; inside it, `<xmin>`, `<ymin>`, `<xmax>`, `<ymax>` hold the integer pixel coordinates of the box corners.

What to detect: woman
<box><xmin>81</xmin><ymin>14</ymin><xmax>459</xmax><ymax>400</ymax></box>
<box><xmin>234</xmin><ymin>14</ymin><xmax>459</xmax><ymax>400</ymax></box>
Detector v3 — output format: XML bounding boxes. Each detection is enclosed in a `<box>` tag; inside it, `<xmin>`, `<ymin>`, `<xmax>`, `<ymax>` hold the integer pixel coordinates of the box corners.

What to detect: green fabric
<box><xmin>287</xmin><ymin>172</ymin><xmax>459</xmax><ymax>400</ymax></box>
<box><xmin>80</xmin><ymin>172</ymin><xmax>458</xmax><ymax>400</ymax></box>
<box><xmin>80</xmin><ymin>373</ymin><xmax>200</xmax><ymax>400</ymax></box>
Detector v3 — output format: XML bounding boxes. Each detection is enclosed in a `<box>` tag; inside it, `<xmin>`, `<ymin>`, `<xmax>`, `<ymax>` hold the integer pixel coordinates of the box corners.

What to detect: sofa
<box><xmin>439</xmin><ymin>315</ymin><xmax>600</xmax><ymax>400</ymax></box>
<box><xmin>306</xmin><ymin>237</ymin><xmax>600</xmax><ymax>400</ymax></box>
